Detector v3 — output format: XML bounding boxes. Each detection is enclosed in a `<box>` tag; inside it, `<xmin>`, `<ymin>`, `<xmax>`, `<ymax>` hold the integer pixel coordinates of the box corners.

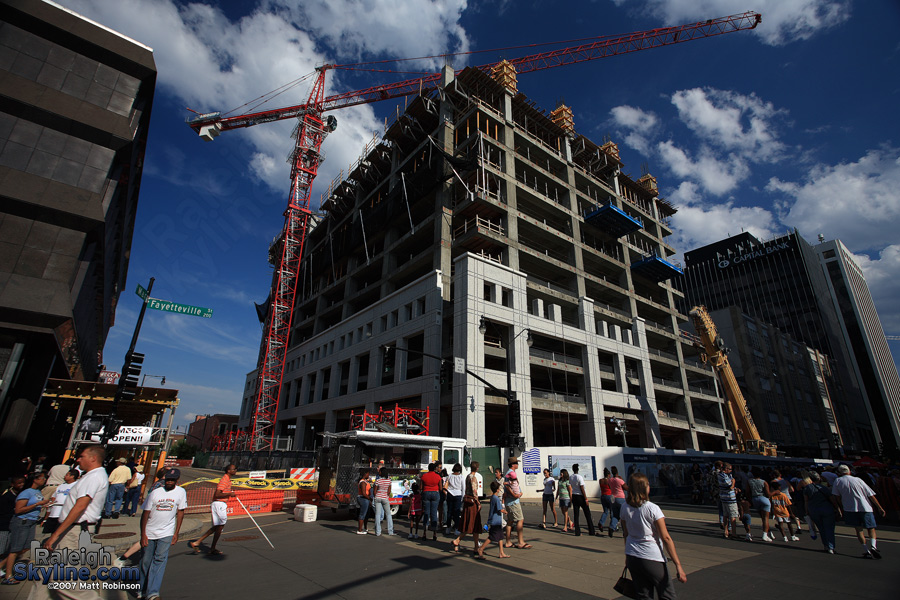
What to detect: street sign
<box><xmin>146</xmin><ymin>298</ymin><xmax>213</xmax><ymax>318</ymax></box>
<box><xmin>454</xmin><ymin>357</ymin><xmax>466</xmax><ymax>374</ymax></box>
<box><xmin>135</xmin><ymin>284</ymin><xmax>149</xmax><ymax>300</ymax></box>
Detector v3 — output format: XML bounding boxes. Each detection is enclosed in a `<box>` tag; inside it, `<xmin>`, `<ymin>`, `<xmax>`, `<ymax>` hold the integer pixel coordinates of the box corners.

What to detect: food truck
<box><xmin>299</xmin><ymin>430</ymin><xmax>468</xmax><ymax>516</ymax></box>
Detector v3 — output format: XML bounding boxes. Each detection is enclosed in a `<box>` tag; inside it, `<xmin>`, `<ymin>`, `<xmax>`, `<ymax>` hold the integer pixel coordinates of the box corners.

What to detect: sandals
<box><xmin>188</xmin><ymin>542</ymin><xmax>201</xmax><ymax>554</ymax></box>
<box><xmin>451</xmin><ymin>540</ymin><xmax>460</xmax><ymax>553</ymax></box>
<box><xmin>208</xmin><ymin>549</ymin><xmax>224</xmax><ymax>556</ymax></box>
<box><xmin>513</xmin><ymin>543</ymin><xmax>533</xmax><ymax>549</ymax></box>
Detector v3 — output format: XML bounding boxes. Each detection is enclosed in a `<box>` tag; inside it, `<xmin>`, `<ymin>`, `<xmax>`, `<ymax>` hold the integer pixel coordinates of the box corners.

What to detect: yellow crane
<box><xmin>689</xmin><ymin>306</ymin><xmax>777</xmax><ymax>457</ymax></box>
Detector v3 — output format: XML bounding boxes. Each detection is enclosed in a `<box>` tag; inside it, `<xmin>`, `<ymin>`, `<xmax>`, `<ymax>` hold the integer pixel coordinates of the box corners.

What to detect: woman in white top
<box><xmin>620</xmin><ymin>472</ymin><xmax>686</xmax><ymax>599</ymax></box>
<box><xmin>444</xmin><ymin>463</ymin><xmax>466</xmax><ymax>535</ymax></box>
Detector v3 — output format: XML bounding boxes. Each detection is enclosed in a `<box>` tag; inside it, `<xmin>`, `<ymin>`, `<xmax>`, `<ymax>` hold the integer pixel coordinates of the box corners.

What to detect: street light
<box><xmin>478</xmin><ymin>316</ymin><xmax>531</xmax><ymax>449</ymax></box>
<box><xmin>141</xmin><ymin>374</ymin><xmax>166</xmax><ymax>386</ymax></box>
<box><xmin>611</xmin><ymin>417</ymin><xmax>627</xmax><ymax>447</ymax></box>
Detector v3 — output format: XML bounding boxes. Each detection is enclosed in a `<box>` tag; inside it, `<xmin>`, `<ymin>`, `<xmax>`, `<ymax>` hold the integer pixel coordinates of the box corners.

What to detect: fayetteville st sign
<box><xmin>146</xmin><ymin>298</ymin><xmax>213</xmax><ymax>318</ymax></box>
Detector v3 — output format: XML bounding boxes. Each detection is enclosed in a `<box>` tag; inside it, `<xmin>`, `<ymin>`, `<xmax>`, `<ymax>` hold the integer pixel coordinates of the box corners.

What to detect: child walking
<box><xmin>408</xmin><ymin>482</ymin><xmax>422</xmax><ymax>539</ymax></box>
<box><xmin>769</xmin><ymin>480</ymin><xmax>799</xmax><ymax>542</ymax></box>
<box><xmin>477</xmin><ymin>481</ymin><xmax>511</xmax><ymax>559</ymax></box>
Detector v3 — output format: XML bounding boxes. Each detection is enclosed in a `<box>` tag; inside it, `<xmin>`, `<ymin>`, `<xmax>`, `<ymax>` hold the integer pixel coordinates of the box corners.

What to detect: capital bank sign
<box><xmin>717</xmin><ymin>241</ymin><xmax>790</xmax><ymax>269</ymax></box>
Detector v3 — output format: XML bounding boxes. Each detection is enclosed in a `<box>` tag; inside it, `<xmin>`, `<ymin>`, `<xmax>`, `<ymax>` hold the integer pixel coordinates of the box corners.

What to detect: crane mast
<box><xmin>689</xmin><ymin>306</ymin><xmax>777</xmax><ymax>457</ymax></box>
<box><xmin>193</xmin><ymin>13</ymin><xmax>761</xmax><ymax>452</ymax></box>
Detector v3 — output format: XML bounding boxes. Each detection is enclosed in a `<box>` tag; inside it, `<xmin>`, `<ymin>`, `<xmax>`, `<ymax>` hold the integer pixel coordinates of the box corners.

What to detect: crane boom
<box><xmin>689</xmin><ymin>306</ymin><xmax>777</xmax><ymax>457</ymax></box>
<box><xmin>197</xmin><ymin>13</ymin><xmax>760</xmax><ymax>452</ymax></box>
<box><xmin>189</xmin><ymin>11</ymin><xmax>760</xmax><ymax>137</ymax></box>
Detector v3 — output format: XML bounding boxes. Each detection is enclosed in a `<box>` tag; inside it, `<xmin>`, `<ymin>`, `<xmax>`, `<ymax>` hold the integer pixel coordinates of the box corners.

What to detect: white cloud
<box><xmin>657</xmin><ymin>141</ymin><xmax>749</xmax><ymax>195</ymax></box>
<box><xmin>59</xmin><ymin>0</ymin><xmax>469</xmax><ymax>193</ymax></box>
<box><xmin>768</xmin><ymin>147</ymin><xmax>900</xmax><ymax>253</ymax></box>
<box><xmin>610</xmin><ymin>105</ymin><xmax>658</xmax><ymax>154</ymax></box>
<box><xmin>611</xmin><ymin>0</ymin><xmax>850</xmax><ymax>46</ymax></box>
<box><xmin>671</xmin><ymin>88</ymin><xmax>786</xmax><ymax>161</ymax></box>
<box><xmin>667</xmin><ymin>181</ymin><xmax>779</xmax><ymax>254</ymax></box>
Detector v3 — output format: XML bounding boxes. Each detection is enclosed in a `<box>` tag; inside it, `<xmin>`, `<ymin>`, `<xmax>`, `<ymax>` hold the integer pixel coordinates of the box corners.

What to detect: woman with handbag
<box><xmin>451</xmin><ymin>461</ymin><xmax>482</xmax><ymax>554</ymax></box>
<box><xmin>619</xmin><ymin>472</ymin><xmax>686</xmax><ymax>600</ymax></box>
<box><xmin>356</xmin><ymin>468</ymin><xmax>373</xmax><ymax>535</ymax></box>
<box><xmin>803</xmin><ymin>471</ymin><xmax>837</xmax><ymax>553</ymax></box>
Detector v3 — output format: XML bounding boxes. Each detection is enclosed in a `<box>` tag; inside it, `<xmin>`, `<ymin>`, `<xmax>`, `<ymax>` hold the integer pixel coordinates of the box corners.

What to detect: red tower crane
<box><xmin>189</xmin><ymin>11</ymin><xmax>761</xmax><ymax>452</ymax></box>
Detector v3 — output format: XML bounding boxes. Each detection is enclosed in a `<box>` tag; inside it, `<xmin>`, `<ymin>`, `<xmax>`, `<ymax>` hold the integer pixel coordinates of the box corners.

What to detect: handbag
<box><xmin>613</xmin><ymin>566</ymin><xmax>638</xmax><ymax>599</ymax></box>
<box><xmin>463</xmin><ymin>494</ymin><xmax>477</xmax><ymax>508</ymax></box>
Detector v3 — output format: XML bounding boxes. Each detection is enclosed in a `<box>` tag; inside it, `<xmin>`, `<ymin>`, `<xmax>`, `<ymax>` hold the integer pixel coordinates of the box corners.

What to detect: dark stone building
<box><xmin>0</xmin><ymin>0</ymin><xmax>156</xmax><ymax>473</ymax></box>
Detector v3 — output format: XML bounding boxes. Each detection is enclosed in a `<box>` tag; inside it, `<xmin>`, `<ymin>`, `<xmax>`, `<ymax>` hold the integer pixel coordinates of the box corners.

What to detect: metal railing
<box><xmin>531</xmin><ymin>388</ymin><xmax>584</xmax><ymax>404</ymax></box>
<box><xmin>652</xmin><ymin>376</ymin><xmax>682</xmax><ymax>389</ymax></box>
<box><xmin>530</xmin><ymin>347</ymin><xmax>583</xmax><ymax>367</ymax></box>
<box><xmin>648</xmin><ymin>347</ymin><xmax>678</xmax><ymax>361</ymax></box>
<box><xmin>657</xmin><ymin>409</ymin><xmax>688</xmax><ymax>422</ymax></box>
<box><xmin>453</xmin><ymin>214</ymin><xmax>505</xmax><ymax>239</ymax></box>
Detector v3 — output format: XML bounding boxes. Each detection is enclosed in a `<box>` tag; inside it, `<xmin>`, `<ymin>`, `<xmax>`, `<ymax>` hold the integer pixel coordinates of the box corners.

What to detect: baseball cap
<box><xmin>116</xmin><ymin>457</ymin><xmax>127</xmax><ymax>463</ymax></box>
<box><xmin>164</xmin><ymin>468</ymin><xmax>181</xmax><ymax>480</ymax></box>
<box><xmin>135</xmin><ymin>465</ymin><xmax>144</xmax><ymax>472</ymax></box>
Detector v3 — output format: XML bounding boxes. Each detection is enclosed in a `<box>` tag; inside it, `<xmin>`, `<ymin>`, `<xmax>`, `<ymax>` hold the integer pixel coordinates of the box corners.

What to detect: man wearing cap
<box><xmin>139</xmin><ymin>469</ymin><xmax>186</xmax><ymax>600</ymax></box>
<box><xmin>831</xmin><ymin>464</ymin><xmax>886</xmax><ymax>559</ymax></box>
<box><xmin>503</xmin><ymin>457</ymin><xmax>531</xmax><ymax>549</ymax></box>
<box><xmin>104</xmin><ymin>457</ymin><xmax>132</xmax><ymax>519</ymax></box>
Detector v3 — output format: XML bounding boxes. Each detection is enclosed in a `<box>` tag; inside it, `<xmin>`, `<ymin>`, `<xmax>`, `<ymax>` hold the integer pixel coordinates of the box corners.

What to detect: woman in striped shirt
<box><xmin>373</xmin><ymin>468</ymin><xmax>395</xmax><ymax>536</ymax></box>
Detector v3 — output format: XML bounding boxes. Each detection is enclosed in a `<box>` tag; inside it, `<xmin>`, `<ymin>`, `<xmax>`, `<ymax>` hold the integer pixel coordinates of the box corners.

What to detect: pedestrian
<box><xmin>772</xmin><ymin>469</ymin><xmax>802</xmax><ymax>532</ymax></box>
<box><xmin>139</xmin><ymin>469</ymin><xmax>186</xmax><ymax>600</ymax></box>
<box><xmin>104</xmin><ymin>457</ymin><xmax>131</xmax><ymax>518</ymax></box>
<box><xmin>32</xmin><ymin>445</ymin><xmax>110</xmax><ymax>598</ymax></box>
<box><xmin>597</xmin><ymin>467</ymin><xmax>613</xmax><ymax>533</ymax></box>
<box><xmin>420</xmin><ymin>462</ymin><xmax>442</xmax><ymax>541</ymax></box>
<box><xmin>373</xmin><ymin>467</ymin><xmax>395</xmax><ymax>537</ymax></box>
<box><xmin>356</xmin><ymin>468</ymin><xmax>372</xmax><ymax>535</ymax></box>
<box><xmin>748</xmin><ymin>470</ymin><xmax>773</xmax><ymax>542</ymax></box>
<box><xmin>769</xmin><ymin>481</ymin><xmax>799</xmax><ymax>542</ymax></box>
<box><xmin>476</xmin><ymin>481</ymin><xmax>510</xmax><ymax>560</ymax></box>
<box><xmin>124</xmin><ymin>465</ymin><xmax>145</xmax><ymax>517</ymax></box>
<box><xmin>452</xmin><ymin>461</ymin><xmax>482</xmax><ymax>553</ymax></box>
<box><xmin>569</xmin><ymin>463</ymin><xmax>596</xmax><ymax>536</ymax></box>
<box><xmin>189</xmin><ymin>463</ymin><xmax>236</xmax><ymax>555</ymax></box>
<box><xmin>608</xmin><ymin>465</ymin><xmax>627</xmax><ymax>537</ymax></box>
<box><xmin>803</xmin><ymin>471</ymin><xmax>837</xmax><ymax>553</ymax></box>
<box><xmin>0</xmin><ymin>477</ymin><xmax>26</xmax><ymax>580</ymax></box>
<box><xmin>43</xmin><ymin>469</ymin><xmax>79</xmax><ymax>534</ymax></box>
<box><xmin>736</xmin><ymin>484</ymin><xmax>753</xmax><ymax>541</ymax></box>
<box><xmin>1</xmin><ymin>473</ymin><xmax>50</xmax><ymax>585</ymax></box>
<box><xmin>408</xmin><ymin>482</ymin><xmax>422</xmax><ymax>539</ymax></box>
<box><xmin>620</xmin><ymin>472</ymin><xmax>687</xmax><ymax>599</ymax></box>
<box><xmin>716</xmin><ymin>463</ymin><xmax>739</xmax><ymax>539</ymax></box>
<box><xmin>503</xmin><ymin>457</ymin><xmax>531</xmax><ymax>549</ymax></box>
<box><xmin>445</xmin><ymin>463</ymin><xmax>465</xmax><ymax>535</ymax></box>
<box><xmin>830</xmin><ymin>464</ymin><xmax>886</xmax><ymax>559</ymax></box>
<box><xmin>556</xmin><ymin>469</ymin><xmax>573</xmax><ymax>532</ymax></box>
<box><xmin>540</xmin><ymin>468</ymin><xmax>558</xmax><ymax>529</ymax></box>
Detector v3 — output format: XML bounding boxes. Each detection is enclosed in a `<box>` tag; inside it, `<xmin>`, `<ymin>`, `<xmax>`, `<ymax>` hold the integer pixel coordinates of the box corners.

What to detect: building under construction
<box><xmin>239</xmin><ymin>64</ymin><xmax>729</xmax><ymax>452</ymax></box>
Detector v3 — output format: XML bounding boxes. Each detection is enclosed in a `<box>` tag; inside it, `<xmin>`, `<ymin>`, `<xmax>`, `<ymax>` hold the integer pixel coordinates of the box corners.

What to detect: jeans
<box><xmin>808</xmin><ymin>509</ymin><xmax>836</xmax><ymax>551</ymax></box>
<box><xmin>374</xmin><ymin>498</ymin><xmax>393</xmax><ymax>535</ymax></box>
<box><xmin>422</xmin><ymin>490</ymin><xmax>440</xmax><ymax>532</ymax></box>
<box><xmin>124</xmin><ymin>487</ymin><xmax>141</xmax><ymax>516</ymax></box>
<box><xmin>571</xmin><ymin>495</ymin><xmax>595</xmax><ymax>536</ymax></box>
<box><xmin>105</xmin><ymin>483</ymin><xmax>125</xmax><ymax>515</ymax></box>
<box><xmin>598</xmin><ymin>494</ymin><xmax>614</xmax><ymax>528</ymax></box>
<box><xmin>445</xmin><ymin>494</ymin><xmax>462</xmax><ymax>530</ymax></box>
<box><xmin>140</xmin><ymin>535</ymin><xmax>173</xmax><ymax>598</ymax></box>
<box><xmin>610</xmin><ymin>497</ymin><xmax>626</xmax><ymax>531</ymax></box>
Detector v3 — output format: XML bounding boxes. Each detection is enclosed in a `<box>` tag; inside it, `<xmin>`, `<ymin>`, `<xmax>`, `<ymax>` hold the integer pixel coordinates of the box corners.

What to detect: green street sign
<box><xmin>146</xmin><ymin>297</ymin><xmax>213</xmax><ymax>318</ymax></box>
<box><xmin>135</xmin><ymin>284</ymin><xmax>149</xmax><ymax>301</ymax></box>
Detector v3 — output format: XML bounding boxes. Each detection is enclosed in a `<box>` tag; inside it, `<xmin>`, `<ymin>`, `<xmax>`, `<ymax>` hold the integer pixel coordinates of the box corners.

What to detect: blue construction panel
<box><xmin>630</xmin><ymin>255</ymin><xmax>683</xmax><ymax>282</ymax></box>
<box><xmin>584</xmin><ymin>204</ymin><xmax>643</xmax><ymax>237</ymax></box>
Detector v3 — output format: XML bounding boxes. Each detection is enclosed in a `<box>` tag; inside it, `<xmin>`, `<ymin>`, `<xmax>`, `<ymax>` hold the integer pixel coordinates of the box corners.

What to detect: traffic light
<box><xmin>439</xmin><ymin>360</ymin><xmax>452</xmax><ymax>386</ymax></box>
<box><xmin>382</xmin><ymin>346</ymin><xmax>395</xmax><ymax>374</ymax></box>
<box><xmin>103</xmin><ymin>415</ymin><xmax>123</xmax><ymax>441</ymax></box>
<box><xmin>123</xmin><ymin>351</ymin><xmax>145</xmax><ymax>387</ymax></box>
<box><xmin>508</xmin><ymin>391</ymin><xmax>521</xmax><ymax>436</ymax></box>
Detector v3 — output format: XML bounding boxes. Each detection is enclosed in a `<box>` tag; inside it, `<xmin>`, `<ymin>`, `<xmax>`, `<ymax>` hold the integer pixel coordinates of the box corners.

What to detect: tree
<box><xmin>170</xmin><ymin>440</ymin><xmax>197</xmax><ymax>459</ymax></box>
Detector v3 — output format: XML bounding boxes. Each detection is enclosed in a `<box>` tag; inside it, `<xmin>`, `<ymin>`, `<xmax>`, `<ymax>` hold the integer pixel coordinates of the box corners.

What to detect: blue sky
<box><xmin>55</xmin><ymin>0</ymin><xmax>900</xmax><ymax>428</ymax></box>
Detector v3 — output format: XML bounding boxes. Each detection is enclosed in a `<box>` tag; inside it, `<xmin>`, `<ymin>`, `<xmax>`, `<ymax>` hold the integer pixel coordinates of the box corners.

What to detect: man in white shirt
<box><xmin>831</xmin><ymin>464</ymin><xmax>886</xmax><ymax>559</ymax></box>
<box><xmin>139</xmin><ymin>469</ymin><xmax>187</xmax><ymax>600</ymax></box>
<box><xmin>570</xmin><ymin>463</ymin><xmax>597</xmax><ymax>536</ymax></box>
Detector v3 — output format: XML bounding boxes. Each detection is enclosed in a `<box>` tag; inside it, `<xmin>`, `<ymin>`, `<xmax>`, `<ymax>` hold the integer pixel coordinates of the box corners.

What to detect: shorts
<box><xmin>8</xmin><ymin>517</ymin><xmax>38</xmax><ymax>553</ymax></box>
<box><xmin>211</xmin><ymin>500</ymin><xmax>229</xmax><ymax>526</ymax></box>
<box><xmin>722</xmin><ymin>501</ymin><xmax>739</xmax><ymax>519</ymax></box>
<box><xmin>559</xmin><ymin>498</ymin><xmax>571</xmax><ymax>509</ymax></box>
<box><xmin>844</xmin><ymin>511</ymin><xmax>877</xmax><ymax>529</ymax></box>
<box><xmin>505</xmin><ymin>501</ymin><xmax>524</xmax><ymax>524</ymax></box>
<box><xmin>751</xmin><ymin>496</ymin><xmax>771</xmax><ymax>512</ymax></box>
<box><xmin>542</xmin><ymin>493</ymin><xmax>555</xmax><ymax>505</ymax></box>
<box><xmin>774</xmin><ymin>516</ymin><xmax>791</xmax><ymax>524</ymax></box>
<box><xmin>488</xmin><ymin>524</ymin><xmax>505</xmax><ymax>542</ymax></box>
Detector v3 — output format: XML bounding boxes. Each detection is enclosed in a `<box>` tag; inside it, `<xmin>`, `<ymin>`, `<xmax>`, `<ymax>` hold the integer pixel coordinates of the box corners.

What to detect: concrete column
<box><xmin>324</xmin><ymin>410</ymin><xmax>337</xmax><ymax>434</ymax></box>
<box><xmin>578</xmin><ymin>297</ymin><xmax>605</xmax><ymax>446</ymax></box>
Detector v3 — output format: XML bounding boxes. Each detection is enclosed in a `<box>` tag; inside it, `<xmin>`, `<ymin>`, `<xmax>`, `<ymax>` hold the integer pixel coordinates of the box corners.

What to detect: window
<box><xmin>443</xmin><ymin>448</ymin><xmax>460</xmax><ymax>466</ymax></box>
<box><xmin>501</xmin><ymin>287</ymin><xmax>512</xmax><ymax>308</ymax></box>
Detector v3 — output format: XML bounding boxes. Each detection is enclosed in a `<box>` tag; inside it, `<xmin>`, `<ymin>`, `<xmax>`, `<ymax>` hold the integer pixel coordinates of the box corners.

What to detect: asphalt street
<box><xmin>149</xmin><ymin>502</ymin><xmax>898</xmax><ymax>600</ymax></box>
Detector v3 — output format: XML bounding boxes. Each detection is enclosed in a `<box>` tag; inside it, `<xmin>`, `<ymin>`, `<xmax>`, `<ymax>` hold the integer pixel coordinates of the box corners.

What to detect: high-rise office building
<box><xmin>0</xmin><ymin>0</ymin><xmax>156</xmax><ymax>470</ymax></box>
<box><xmin>680</xmin><ymin>230</ymin><xmax>892</xmax><ymax>452</ymax></box>
<box><xmin>241</xmin><ymin>64</ymin><xmax>729</xmax><ymax>453</ymax></box>
<box><xmin>816</xmin><ymin>240</ymin><xmax>900</xmax><ymax>452</ymax></box>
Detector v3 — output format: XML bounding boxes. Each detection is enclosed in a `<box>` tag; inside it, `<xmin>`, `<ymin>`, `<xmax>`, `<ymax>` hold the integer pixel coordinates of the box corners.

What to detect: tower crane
<box><xmin>188</xmin><ymin>12</ymin><xmax>761</xmax><ymax>452</ymax></box>
<box><xmin>689</xmin><ymin>306</ymin><xmax>777</xmax><ymax>457</ymax></box>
